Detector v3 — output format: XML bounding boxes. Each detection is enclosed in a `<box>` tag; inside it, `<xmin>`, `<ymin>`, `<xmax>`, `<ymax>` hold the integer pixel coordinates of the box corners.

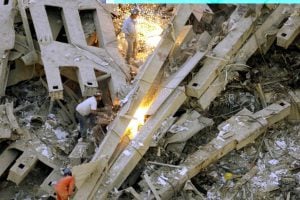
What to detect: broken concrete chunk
<box><xmin>0</xmin><ymin>0</ymin><xmax>17</xmax><ymax>96</ymax></box>
<box><xmin>287</xmin><ymin>90</ymin><xmax>300</xmax><ymax>123</ymax></box>
<box><xmin>0</xmin><ymin>149</ymin><xmax>19</xmax><ymax>178</ymax></box>
<box><xmin>165</xmin><ymin>110</ymin><xmax>213</xmax><ymax>144</ymax></box>
<box><xmin>7</xmin><ymin>152</ymin><xmax>38</xmax><ymax>185</ymax></box>
<box><xmin>27</xmin><ymin>0</ymin><xmax>127</xmax><ymax>99</ymax></box>
<box><xmin>277</xmin><ymin>6</ymin><xmax>300</xmax><ymax>49</ymax></box>
<box><xmin>235</xmin><ymin>5</ymin><xmax>293</xmax><ymax>63</ymax></box>
<box><xmin>0</xmin><ymin>102</ymin><xmax>23</xmax><ymax>140</ymax></box>
<box><xmin>89</xmin><ymin>88</ymin><xmax>187</xmax><ymax>200</ymax></box>
<box><xmin>68</xmin><ymin>141</ymin><xmax>93</xmax><ymax>166</ymax></box>
<box><xmin>138</xmin><ymin>101</ymin><xmax>290</xmax><ymax>199</ymax></box>
<box><xmin>151</xmin><ymin>116</ymin><xmax>177</xmax><ymax>147</ymax></box>
<box><xmin>187</xmin><ymin>13</ymin><xmax>256</xmax><ymax>98</ymax></box>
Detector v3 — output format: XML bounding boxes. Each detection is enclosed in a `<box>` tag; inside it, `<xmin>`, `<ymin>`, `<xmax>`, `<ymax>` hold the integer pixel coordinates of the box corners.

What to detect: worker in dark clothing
<box><xmin>54</xmin><ymin>168</ymin><xmax>75</xmax><ymax>200</ymax></box>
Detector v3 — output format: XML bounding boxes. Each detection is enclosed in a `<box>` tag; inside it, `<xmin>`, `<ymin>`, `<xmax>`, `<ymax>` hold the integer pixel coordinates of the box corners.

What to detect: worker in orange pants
<box><xmin>54</xmin><ymin>168</ymin><xmax>75</xmax><ymax>200</ymax></box>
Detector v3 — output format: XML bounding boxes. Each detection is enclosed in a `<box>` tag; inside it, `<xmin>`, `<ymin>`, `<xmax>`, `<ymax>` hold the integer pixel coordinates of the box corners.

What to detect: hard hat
<box><xmin>63</xmin><ymin>168</ymin><xmax>72</xmax><ymax>176</ymax></box>
<box><xmin>130</xmin><ymin>7</ymin><xmax>140</xmax><ymax>15</ymax></box>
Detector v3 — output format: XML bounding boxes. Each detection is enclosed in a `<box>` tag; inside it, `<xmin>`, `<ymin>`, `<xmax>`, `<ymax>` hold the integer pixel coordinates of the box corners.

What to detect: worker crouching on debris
<box><xmin>75</xmin><ymin>92</ymin><xmax>102</xmax><ymax>141</ymax></box>
<box><xmin>122</xmin><ymin>7</ymin><xmax>140</xmax><ymax>64</ymax></box>
<box><xmin>54</xmin><ymin>168</ymin><xmax>75</xmax><ymax>200</ymax></box>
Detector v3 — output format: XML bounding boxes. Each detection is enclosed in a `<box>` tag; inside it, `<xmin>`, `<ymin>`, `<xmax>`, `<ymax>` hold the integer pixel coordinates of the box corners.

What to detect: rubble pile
<box><xmin>113</xmin><ymin>4</ymin><xmax>171</xmax><ymax>61</ymax></box>
<box><xmin>0</xmin><ymin>2</ymin><xmax>300</xmax><ymax>200</ymax></box>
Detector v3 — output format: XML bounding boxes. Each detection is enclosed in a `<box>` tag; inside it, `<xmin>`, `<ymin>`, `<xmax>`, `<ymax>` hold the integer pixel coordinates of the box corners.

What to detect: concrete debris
<box><xmin>0</xmin><ymin>102</ymin><xmax>22</xmax><ymax>141</ymax></box>
<box><xmin>69</xmin><ymin>141</ymin><xmax>94</xmax><ymax>166</ymax></box>
<box><xmin>0</xmin><ymin>3</ymin><xmax>300</xmax><ymax>200</ymax></box>
<box><xmin>165</xmin><ymin>110</ymin><xmax>214</xmax><ymax>144</ymax></box>
<box><xmin>137</xmin><ymin>101</ymin><xmax>290</xmax><ymax>199</ymax></box>
<box><xmin>277</xmin><ymin>5</ymin><xmax>300</xmax><ymax>49</ymax></box>
<box><xmin>0</xmin><ymin>0</ymin><xmax>16</xmax><ymax>97</ymax></box>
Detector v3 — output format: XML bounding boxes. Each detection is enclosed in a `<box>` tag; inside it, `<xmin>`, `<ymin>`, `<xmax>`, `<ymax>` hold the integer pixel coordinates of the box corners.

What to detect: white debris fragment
<box><xmin>157</xmin><ymin>177</ymin><xmax>167</xmax><ymax>185</ymax></box>
<box><xmin>44</xmin><ymin>122</ymin><xmax>52</xmax><ymax>130</ymax></box>
<box><xmin>169</xmin><ymin>125</ymin><xmax>189</xmax><ymax>133</ymax></box>
<box><xmin>36</xmin><ymin>144</ymin><xmax>53</xmax><ymax>159</ymax></box>
<box><xmin>138</xmin><ymin>142</ymin><xmax>144</xmax><ymax>147</ymax></box>
<box><xmin>238</xmin><ymin>121</ymin><xmax>245</xmax><ymax>126</ymax></box>
<box><xmin>257</xmin><ymin>159</ymin><xmax>266</xmax><ymax>172</ymax></box>
<box><xmin>269</xmin><ymin>172</ymin><xmax>280</xmax><ymax>185</ymax></box>
<box><xmin>179</xmin><ymin>167</ymin><xmax>188</xmax><ymax>176</ymax></box>
<box><xmin>222</xmin><ymin>123</ymin><xmax>231</xmax><ymax>132</ymax></box>
<box><xmin>268</xmin><ymin>159</ymin><xmax>279</xmax><ymax>165</ymax></box>
<box><xmin>120</xmin><ymin>86</ymin><xmax>135</xmax><ymax>106</ymax></box>
<box><xmin>54</xmin><ymin>128</ymin><xmax>69</xmax><ymax>140</ymax></box>
<box><xmin>42</xmin><ymin>149</ymin><xmax>50</xmax><ymax>158</ymax></box>
<box><xmin>157</xmin><ymin>174</ymin><xmax>168</xmax><ymax>185</ymax></box>
<box><xmin>275</xmin><ymin>140</ymin><xmax>287</xmax><ymax>149</ymax></box>
<box><xmin>123</xmin><ymin>150</ymin><xmax>131</xmax><ymax>156</ymax></box>
<box><xmin>252</xmin><ymin>176</ymin><xmax>268</xmax><ymax>189</ymax></box>
<box><xmin>216</xmin><ymin>131</ymin><xmax>226</xmax><ymax>142</ymax></box>
<box><xmin>74</xmin><ymin>57</ymin><xmax>80</xmax><ymax>62</ymax></box>
<box><xmin>160</xmin><ymin>174</ymin><xmax>168</xmax><ymax>180</ymax></box>
<box><xmin>132</xmin><ymin>141</ymin><xmax>144</xmax><ymax>148</ymax></box>
<box><xmin>207</xmin><ymin>189</ymin><xmax>222</xmax><ymax>200</ymax></box>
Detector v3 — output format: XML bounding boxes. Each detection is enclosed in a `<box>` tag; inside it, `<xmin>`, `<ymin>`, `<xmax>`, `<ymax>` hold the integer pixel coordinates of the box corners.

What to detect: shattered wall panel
<box><xmin>26</xmin><ymin>0</ymin><xmax>127</xmax><ymax>99</ymax></box>
<box><xmin>0</xmin><ymin>0</ymin><xmax>16</xmax><ymax>96</ymax></box>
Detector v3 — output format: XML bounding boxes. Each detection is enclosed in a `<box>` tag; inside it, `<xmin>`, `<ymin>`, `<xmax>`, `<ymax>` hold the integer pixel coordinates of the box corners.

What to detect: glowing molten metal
<box><xmin>126</xmin><ymin>106</ymin><xmax>149</xmax><ymax>140</ymax></box>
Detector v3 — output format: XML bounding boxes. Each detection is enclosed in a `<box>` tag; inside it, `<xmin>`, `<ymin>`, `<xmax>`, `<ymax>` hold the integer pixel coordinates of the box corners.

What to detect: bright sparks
<box><xmin>137</xmin><ymin>17</ymin><xmax>163</xmax><ymax>48</ymax></box>
<box><xmin>126</xmin><ymin>106</ymin><xmax>148</xmax><ymax>139</ymax></box>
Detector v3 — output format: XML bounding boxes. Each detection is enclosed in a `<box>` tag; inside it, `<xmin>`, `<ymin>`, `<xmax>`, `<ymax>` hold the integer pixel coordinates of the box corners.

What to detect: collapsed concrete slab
<box><xmin>165</xmin><ymin>110</ymin><xmax>213</xmax><ymax>157</ymax></box>
<box><xmin>0</xmin><ymin>102</ymin><xmax>23</xmax><ymax>140</ymax></box>
<box><xmin>235</xmin><ymin>5</ymin><xmax>293</xmax><ymax>63</ymax></box>
<box><xmin>17</xmin><ymin>0</ymin><xmax>38</xmax><ymax>66</ymax></box>
<box><xmin>75</xmin><ymin>5</ymin><xmax>197</xmax><ymax>200</ymax></box>
<box><xmin>168</xmin><ymin>25</ymin><xmax>195</xmax><ymax>60</ymax></box>
<box><xmin>0</xmin><ymin>0</ymin><xmax>16</xmax><ymax>96</ymax></box>
<box><xmin>146</xmin><ymin>31</ymin><xmax>211</xmax><ymax>116</ymax></box>
<box><xmin>40</xmin><ymin>169</ymin><xmax>62</xmax><ymax>197</ymax></box>
<box><xmin>0</xmin><ymin>149</ymin><xmax>20</xmax><ymax>178</ymax></box>
<box><xmin>138</xmin><ymin>100</ymin><xmax>290</xmax><ymax>199</ymax></box>
<box><xmin>165</xmin><ymin>110</ymin><xmax>214</xmax><ymax>145</ymax></box>
<box><xmin>186</xmin><ymin>11</ymin><xmax>256</xmax><ymax>98</ymax></box>
<box><xmin>196</xmin><ymin>5</ymin><xmax>294</xmax><ymax>111</ymax></box>
<box><xmin>276</xmin><ymin>6</ymin><xmax>300</xmax><ymax>49</ymax></box>
<box><xmin>2</xmin><ymin>140</ymin><xmax>59</xmax><ymax>192</ymax></box>
<box><xmin>68</xmin><ymin>141</ymin><xmax>93</xmax><ymax>166</ymax></box>
<box><xmin>7</xmin><ymin>151</ymin><xmax>38</xmax><ymax>185</ymax></box>
<box><xmin>287</xmin><ymin>90</ymin><xmax>300</xmax><ymax>123</ymax></box>
<box><xmin>0</xmin><ymin>105</ymin><xmax>13</xmax><ymax>140</ymax></box>
<box><xmin>25</xmin><ymin>0</ymin><xmax>128</xmax><ymax>99</ymax></box>
<box><xmin>93</xmin><ymin>87</ymin><xmax>186</xmax><ymax>200</ymax></box>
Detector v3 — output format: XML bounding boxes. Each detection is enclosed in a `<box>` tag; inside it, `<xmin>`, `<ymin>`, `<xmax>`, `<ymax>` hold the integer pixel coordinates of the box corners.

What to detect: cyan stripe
<box><xmin>107</xmin><ymin>0</ymin><xmax>300</xmax><ymax>3</ymax></box>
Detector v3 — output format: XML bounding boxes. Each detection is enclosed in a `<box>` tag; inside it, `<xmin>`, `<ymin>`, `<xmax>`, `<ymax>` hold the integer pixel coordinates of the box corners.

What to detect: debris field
<box><xmin>0</xmin><ymin>2</ymin><xmax>300</xmax><ymax>200</ymax></box>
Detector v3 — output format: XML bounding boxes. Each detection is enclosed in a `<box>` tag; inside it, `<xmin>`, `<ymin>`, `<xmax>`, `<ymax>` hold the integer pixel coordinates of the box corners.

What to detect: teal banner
<box><xmin>107</xmin><ymin>0</ymin><xmax>299</xmax><ymax>3</ymax></box>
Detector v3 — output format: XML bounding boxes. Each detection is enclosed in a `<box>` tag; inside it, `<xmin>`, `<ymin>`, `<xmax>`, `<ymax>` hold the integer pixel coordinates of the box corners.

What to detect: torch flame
<box><xmin>126</xmin><ymin>106</ymin><xmax>148</xmax><ymax>139</ymax></box>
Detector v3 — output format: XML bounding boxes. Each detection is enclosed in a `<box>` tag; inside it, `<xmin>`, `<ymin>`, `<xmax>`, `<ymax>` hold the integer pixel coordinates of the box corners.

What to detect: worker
<box><xmin>122</xmin><ymin>7</ymin><xmax>140</xmax><ymax>64</ymax></box>
<box><xmin>54</xmin><ymin>168</ymin><xmax>75</xmax><ymax>200</ymax></box>
<box><xmin>75</xmin><ymin>92</ymin><xmax>102</xmax><ymax>141</ymax></box>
